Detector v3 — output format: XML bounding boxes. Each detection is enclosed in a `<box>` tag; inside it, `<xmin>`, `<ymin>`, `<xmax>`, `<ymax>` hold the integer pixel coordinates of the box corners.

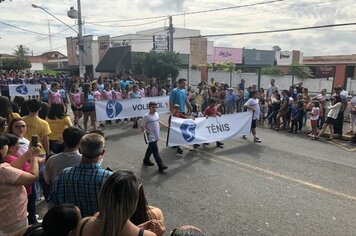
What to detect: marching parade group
<box><xmin>0</xmin><ymin>70</ymin><xmax>356</xmax><ymax>236</ymax></box>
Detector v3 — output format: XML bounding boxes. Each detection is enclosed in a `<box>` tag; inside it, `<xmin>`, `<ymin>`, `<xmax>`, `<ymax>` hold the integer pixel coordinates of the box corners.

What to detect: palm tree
<box><xmin>13</xmin><ymin>45</ymin><xmax>30</xmax><ymax>58</ymax></box>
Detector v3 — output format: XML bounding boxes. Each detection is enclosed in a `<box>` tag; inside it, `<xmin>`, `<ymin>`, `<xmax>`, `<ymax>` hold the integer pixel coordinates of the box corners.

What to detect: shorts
<box><xmin>251</xmin><ymin>119</ymin><xmax>257</xmax><ymax>129</ymax></box>
<box><xmin>310</xmin><ymin>119</ymin><xmax>318</xmax><ymax>127</ymax></box>
<box><xmin>71</xmin><ymin>105</ymin><xmax>82</xmax><ymax>111</ymax></box>
<box><xmin>325</xmin><ymin>117</ymin><xmax>335</xmax><ymax>125</ymax></box>
<box><xmin>82</xmin><ymin>103</ymin><xmax>95</xmax><ymax>113</ymax></box>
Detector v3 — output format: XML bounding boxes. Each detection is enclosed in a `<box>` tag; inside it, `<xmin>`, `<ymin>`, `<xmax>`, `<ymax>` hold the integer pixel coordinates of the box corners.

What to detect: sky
<box><xmin>1</xmin><ymin>0</ymin><xmax>355</xmax><ymax>57</ymax></box>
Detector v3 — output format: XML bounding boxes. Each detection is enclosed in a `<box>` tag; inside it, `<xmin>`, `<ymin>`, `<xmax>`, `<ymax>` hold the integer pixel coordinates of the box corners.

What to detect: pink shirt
<box><xmin>102</xmin><ymin>90</ymin><xmax>113</xmax><ymax>100</ymax></box>
<box><xmin>112</xmin><ymin>91</ymin><xmax>123</xmax><ymax>100</ymax></box>
<box><xmin>92</xmin><ymin>90</ymin><xmax>102</xmax><ymax>100</ymax></box>
<box><xmin>71</xmin><ymin>92</ymin><xmax>82</xmax><ymax>106</ymax></box>
<box><xmin>0</xmin><ymin>163</ymin><xmax>28</xmax><ymax>228</ymax></box>
<box><xmin>4</xmin><ymin>156</ymin><xmax>31</xmax><ymax>195</ymax></box>
<box><xmin>50</xmin><ymin>90</ymin><xmax>62</xmax><ymax>104</ymax></box>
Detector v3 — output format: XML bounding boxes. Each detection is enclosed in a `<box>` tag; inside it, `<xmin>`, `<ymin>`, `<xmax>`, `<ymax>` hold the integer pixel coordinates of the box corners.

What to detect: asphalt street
<box><xmin>39</xmin><ymin>114</ymin><xmax>356</xmax><ymax>236</ymax></box>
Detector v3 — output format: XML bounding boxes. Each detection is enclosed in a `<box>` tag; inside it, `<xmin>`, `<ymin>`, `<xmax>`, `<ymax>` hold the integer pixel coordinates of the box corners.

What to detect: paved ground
<box><xmin>38</xmin><ymin>115</ymin><xmax>356</xmax><ymax>236</ymax></box>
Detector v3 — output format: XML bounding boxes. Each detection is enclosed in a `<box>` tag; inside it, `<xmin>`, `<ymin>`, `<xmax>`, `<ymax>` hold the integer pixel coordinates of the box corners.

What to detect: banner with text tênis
<box><xmin>8</xmin><ymin>84</ymin><xmax>41</xmax><ymax>97</ymax></box>
<box><xmin>167</xmin><ymin>112</ymin><xmax>252</xmax><ymax>146</ymax></box>
<box><xmin>95</xmin><ymin>96</ymin><xmax>169</xmax><ymax>121</ymax></box>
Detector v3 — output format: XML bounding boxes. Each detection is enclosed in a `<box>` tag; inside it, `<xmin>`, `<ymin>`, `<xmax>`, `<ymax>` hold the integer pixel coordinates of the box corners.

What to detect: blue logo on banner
<box><xmin>106</xmin><ymin>100</ymin><xmax>123</xmax><ymax>118</ymax></box>
<box><xmin>180</xmin><ymin>120</ymin><xmax>196</xmax><ymax>142</ymax></box>
<box><xmin>15</xmin><ymin>85</ymin><xmax>28</xmax><ymax>95</ymax></box>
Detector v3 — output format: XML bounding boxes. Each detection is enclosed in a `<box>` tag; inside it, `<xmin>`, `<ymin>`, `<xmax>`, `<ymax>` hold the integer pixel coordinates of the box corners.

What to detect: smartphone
<box><xmin>31</xmin><ymin>135</ymin><xmax>39</xmax><ymax>147</ymax></box>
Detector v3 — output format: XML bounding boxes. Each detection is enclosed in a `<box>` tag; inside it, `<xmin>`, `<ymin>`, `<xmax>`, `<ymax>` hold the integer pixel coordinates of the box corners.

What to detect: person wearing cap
<box><xmin>169</xmin><ymin>78</ymin><xmax>191</xmax><ymax>114</ymax></box>
<box><xmin>203</xmin><ymin>98</ymin><xmax>224</xmax><ymax>148</ymax></box>
<box><xmin>141</xmin><ymin>102</ymin><xmax>168</xmax><ymax>172</ymax></box>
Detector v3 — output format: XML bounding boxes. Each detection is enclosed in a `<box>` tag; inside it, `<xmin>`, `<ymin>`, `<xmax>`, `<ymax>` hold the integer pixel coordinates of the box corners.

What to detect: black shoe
<box><xmin>193</xmin><ymin>144</ymin><xmax>200</xmax><ymax>148</ymax></box>
<box><xmin>133</xmin><ymin>123</ymin><xmax>138</xmax><ymax>128</ymax></box>
<box><xmin>177</xmin><ymin>147</ymin><xmax>183</xmax><ymax>154</ymax></box>
<box><xmin>100</xmin><ymin>123</ymin><xmax>105</xmax><ymax>128</ymax></box>
<box><xmin>254</xmin><ymin>137</ymin><xmax>262</xmax><ymax>143</ymax></box>
<box><xmin>143</xmin><ymin>160</ymin><xmax>155</xmax><ymax>166</ymax></box>
<box><xmin>158</xmin><ymin>165</ymin><xmax>168</xmax><ymax>172</ymax></box>
<box><xmin>216</xmin><ymin>141</ymin><xmax>224</xmax><ymax>148</ymax></box>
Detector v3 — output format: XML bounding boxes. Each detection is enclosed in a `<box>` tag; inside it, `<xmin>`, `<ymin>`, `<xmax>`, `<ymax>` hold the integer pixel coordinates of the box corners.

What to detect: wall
<box><xmin>178</xmin><ymin>69</ymin><xmax>335</xmax><ymax>94</ymax></box>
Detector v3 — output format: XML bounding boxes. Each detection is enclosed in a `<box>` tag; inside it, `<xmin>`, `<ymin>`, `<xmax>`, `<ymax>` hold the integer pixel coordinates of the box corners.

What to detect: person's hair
<box><xmin>79</xmin><ymin>133</ymin><xmax>105</xmax><ymax>159</ymax></box>
<box><xmin>98</xmin><ymin>170</ymin><xmax>139</xmax><ymax>236</ymax></box>
<box><xmin>0</xmin><ymin>116</ymin><xmax>6</xmax><ymax>132</ymax></box>
<box><xmin>87</xmin><ymin>129</ymin><xmax>106</xmax><ymax>139</ymax></box>
<box><xmin>333</xmin><ymin>95</ymin><xmax>342</xmax><ymax>104</ymax></box>
<box><xmin>42</xmin><ymin>204</ymin><xmax>80</xmax><ymax>236</ymax></box>
<box><xmin>11</xmin><ymin>101</ymin><xmax>20</xmax><ymax>114</ymax></box>
<box><xmin>27</xmin><ymin>99</ymin><xmax>42</xmax><ymax>113</ymax></box>
<box><xmin>63</xmin><ymin>127</ymin><xmax>85</xmax><ymax>148</ymax></box>
<box><xmin>70</xmin><ymin>84</ymin><xmax>78</xmax><ymax>93</ymax></box>
<box><xmin>20</xmin><ymin>100</ymin><xmax>30</xmax><ymax>117</ymax></box>
<box><xmin>82</xmin><ymin>83</ymin><xmax>91</xmax><ymax>100</ymax></box>
<box><xmin>5</xmin><ymin>133</ymin><xmax>19</xmax><ymax>148</ymax></box>
<box><xmin>8</xmin><ymin>117</ymin><xmax>25</xmax><ymax>134</ymax></box>
<box><xmin>51</xmin><ymin>82</ymin><xmax>59</xmax><ymax>90</ymax></box>
<box><xmin>250</xmin><ymin>90</ymin><xmax>258</xmax><ymax>97</ymax></box>
<box><xmin>0</xmin><ymin>96</ymin><xmax>12</xmax><ymax>123</ymax></box>
<box><xmin>313</xmin><ymin>101</ymin><xmax>320</xmax><ymax>107</ymax></box>
<box><xmin>39</xmin><ymin>102</ymin><xmax>50</xmax><ymax>120</ymax></box>
<box><xmin>47</xmin><ymin>103</ymin><xmax>65</xmax><ymax>120</ymax></box>
<box><xmin>276</xmin><ymin>94</ymin><xmax>281</xmax><ymax>100</ymax></box>
<box><xmin>170</xmin><ymin>226</ymin><xmax>205</xmax><ymax>236</ymax></box>
<box><xmin>130</xmin><ymin>184</ymin><xmax>156</xmax><ymax>225</ymax></box>
<box><xmin>13</xmin><ymin>96</ymin><xmax>25</xmax><ymax>109</ymax></box>
<box><xmin>0</xmin><ymin>135</ymin><xmax>9</xmax><ymax>163</ymax></box>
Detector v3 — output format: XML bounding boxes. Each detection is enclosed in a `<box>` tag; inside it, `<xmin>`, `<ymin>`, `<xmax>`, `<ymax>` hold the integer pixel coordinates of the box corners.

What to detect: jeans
<box><xmin>27</xmin><ymin>184</ymin><xmax>37</xmax><ymax>224</ymax></box>
<box><xmin>350</xmin><ymin>113</ymin><xmax>356</xmax><ymax>132</ymax></box>
<box><xmin>144</xmin><ymin>141</ymin><xmax>163</xmax><ymax>166</ymax></box>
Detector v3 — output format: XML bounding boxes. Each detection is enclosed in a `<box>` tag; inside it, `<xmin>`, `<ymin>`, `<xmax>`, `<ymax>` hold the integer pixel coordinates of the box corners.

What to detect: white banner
<box><xmin>95</xmin><ymin>96</ymin><xmax>170</xmax><ymax>121</ymax></box>
<box><xmin>167</xmin><ymin>112</ymin><xmax>253</xmax><ymax>146</ymax></box>
<box><xmin>8</xmin><ymin>84</ymin><xmax>41</xmax><ymax>97</ymax></box>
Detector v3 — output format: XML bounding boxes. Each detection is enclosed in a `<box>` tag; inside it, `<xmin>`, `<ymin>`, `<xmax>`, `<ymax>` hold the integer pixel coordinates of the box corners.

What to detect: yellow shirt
<box><xmin>12</xmin><ymin>112</ymin><xmax>20</xmax><ymax>119</ymax></box>
<box><xmin>46</xmin><ymin>116</ymin><xmax>71</xmax><ymax>140</ymax></box>
<box><xmin>22</xmin><ymin>116</ymin><xmax>51</xmax><ymax>155</ymax></box>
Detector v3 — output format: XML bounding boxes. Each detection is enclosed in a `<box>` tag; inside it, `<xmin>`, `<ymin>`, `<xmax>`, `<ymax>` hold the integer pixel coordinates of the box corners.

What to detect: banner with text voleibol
<box><xmin>95</xmin><ymin>96</ymin><xmax>169</xmax><ymax>121</ymax></box>
<box><xmin>167</xmin><ymin>112</ymin><xmax>252</xmax><ymax>146</ymax></box>
<box><xmin>8</xmin><ymin>84</ymin><xmax>41</xmax><ymax>97</ymax></box>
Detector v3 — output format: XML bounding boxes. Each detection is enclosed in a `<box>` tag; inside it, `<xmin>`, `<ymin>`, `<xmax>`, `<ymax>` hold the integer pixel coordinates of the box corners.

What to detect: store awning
<box><xmin>96</xmin><ymin>46</ymin><xmax>132</xmax><ymax>73</ymax></box>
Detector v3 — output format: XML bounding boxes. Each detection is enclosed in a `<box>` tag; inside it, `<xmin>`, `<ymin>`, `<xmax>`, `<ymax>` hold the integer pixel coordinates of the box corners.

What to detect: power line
<box><xmin>26</xmin><ymin>26</ymin><xmax>77</xmax><ymax>45</ymax></box>
<box><xmin>86</xmin><ymin>0</ymin><xmax>284</xmax><ymax>24</ymax></box>
<box><xmin>175</xmin><ymin>22</ymin><xmax>356</xmax><ymax>39</ymax></box>
<box><xmin>0</xmin><ymin>20</ymin><xmax>66</xmax><ymax>38</ymax></box>
<box><xmin>87</xmin><ymin>18</ymin><xmax>166</xmax><ymax>28</ymax></box>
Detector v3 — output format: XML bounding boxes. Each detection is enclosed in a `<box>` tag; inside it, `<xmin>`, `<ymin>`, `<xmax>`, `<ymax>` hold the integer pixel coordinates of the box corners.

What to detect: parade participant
<box><xmin>142</xmin><ymin>101</ymin><xmax>168</xmax><ymax>172</ymax></box>
<box><xmin>112</xmin><ymin>82</ymin><xmax>123</xmax><ymax>100</ymax></box>
<box><xmin>131</xmin><ymin>84</ymin><xmax>142</xmax><ymax>128</ymax></box>
<box><xmin>39</xmin><ymin>82</ymin><xmax>49</xmax><ymax>103</ymax></box>
<box><xmin>102</xmin><ymin>82</ymin><xmax>113</xmax><ymax>101</ymax></box>
<box><xmin>169</xmin><ymin>78</ymin><xmax>191</xmax><ymax>114</ymax></box>
<box><xmin>243</xmin><ymin>90</ymin><xmax>262</xmax><ymax>143</ymax></box>
<box><xmin>81</xmin><ymin>83</ymin><xmax>96</xmax><ymax>131</ymax></box>
<box><xmin>203</xmin><ymin>98</ymin><xmax>224</xmax><ymax>148</ymax></box>
<box><xmin>70</xmin><ymin>84</ymin><xmax>83</xmax><ymax>128</ymax></box>
<box><xmin>147</xmin><ymin>78</ymin><xmax>159</xmax><ymax>97</ymax></box>
<box><xmin>48</xmin><ymin>82</ymin><xmax>63</xmax><ymax>106</ymax></box>
<box><xmin>139</xmin><ymin>81</ymin><xmax>146</xmax><ymax>97</ymax></box>
<box><xmin>92</xmin><ymin>81</ymin><xmax>104</xmax><ymax>127</ymax></box>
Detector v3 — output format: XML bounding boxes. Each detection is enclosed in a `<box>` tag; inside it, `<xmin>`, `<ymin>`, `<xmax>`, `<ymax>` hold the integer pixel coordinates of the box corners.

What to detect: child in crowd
<box><xmin>203</xmin><ymin>98</ymin><xmax>224</xmax><ymax>148</ymax></box>
<box><xmin>309</xmin><ymin>100</ymin><xmax>320</xmax><ymax>140</ymax></box>
<box><xmin>40</xmin><ymin>82</ymin><xmax>49</xmax><ymax>103</ymax></box>
<box><xmin>225</xmin><ymin>88</ymin><xmax>236</xmax><ymax>114</ymax></box>
<box><xmin>70</xmin><ymin>84</ymin><xmax>83</xmax><ymax>128</ymax></box>
<box><xmin>289</xmin><ymin>102</ymin><xmax>300</xmax><ymax>134</ymax></box>
<box><xmin>48</xmin><ymin>82</ymin><xmax>63</xmax><ymax>106</ymax></box>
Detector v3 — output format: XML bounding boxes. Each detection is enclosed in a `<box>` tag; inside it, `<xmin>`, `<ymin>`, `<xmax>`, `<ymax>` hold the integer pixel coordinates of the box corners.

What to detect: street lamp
<box><xmin>32</xmin><ymin>3</ymin><xmax>85</xmax><ymax>78</ymax></box>
<box><xmin>66</xmin><ymin>1</ymin><xmax>85</xmax><ymax>78</ymax></box>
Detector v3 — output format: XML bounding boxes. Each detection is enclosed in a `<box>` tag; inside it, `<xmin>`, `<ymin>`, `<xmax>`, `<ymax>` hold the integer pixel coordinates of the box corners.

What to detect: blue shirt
<box><xmin>226</xmin><ymin>93</ymin><xmax>236</xmax><ymax>107</ymax></box>
<box><xmin>119</xmin><ymin>80</ymin><xmax>132</xmax><ymax>91</ymax></box>
<box><xmin>50</xmin><ymin>163</ymin><xmax>112</xmax><ymax>217</ymax></box>
<box><xmin>170</xmin><ymin>88</ymin><xmax>187</xmax><ymax>113</ymax></box>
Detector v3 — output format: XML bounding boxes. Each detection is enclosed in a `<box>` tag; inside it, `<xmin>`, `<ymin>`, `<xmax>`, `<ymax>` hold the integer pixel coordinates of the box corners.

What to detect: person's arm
<box><xmin>42</xmin><ymin>135</ymin><xmax>50</xmax><ymax>156</ymax></box>
<box><xmin>44</xmin><ymin>159</ymin><xmax>52</xmax><ymax>185</ymax></box>
<box><xmin>10</xmin><ymin>150</ymin><xmax>31</xmax><ymax>170</ymax></box>
<box><xmin>48</xmin><ymin>91</ymin><xmax>52</xmax><ymax>105</ymax></box>
<box><xmin>65</xmin><ymin>116</ymin><xmax>73</xmax><ymax>127</ymax></box>
<box><xmin>14</xmin><ymin>152</ymin><xmax>39</xmax><ymax>186</ymax></box>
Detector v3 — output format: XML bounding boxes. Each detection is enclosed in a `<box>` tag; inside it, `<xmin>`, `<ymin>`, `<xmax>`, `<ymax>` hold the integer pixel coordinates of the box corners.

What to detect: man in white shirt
<box><xmin>266</xmin><ymin>79</ymin><xmax>279</xmax><ymax>98</ymax></box>
<box><xmin>243</xmin><ymin>90</ymin><xmax>262</xmax><ymax>143</ymax></box>
<box><xmin>142</xmin><ymin>101</ymin><xmax>168</xmax><ymax>172</ymax></box>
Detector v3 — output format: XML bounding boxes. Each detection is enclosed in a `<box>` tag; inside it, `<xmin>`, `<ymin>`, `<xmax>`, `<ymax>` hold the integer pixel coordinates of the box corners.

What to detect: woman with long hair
<box><xmin>317</xmin><ymin>96</ymin><xmax>342</xmax><ymax>141</ymax></box>
<box><xmin>0</xmin><ymin>135</ymin><xmax>39</xmax><ymax>235</ymax></box>
<box><xmin>81</xmin><ymin>83</ymin><xmax>96</xmax><ymax>131</ymax></box>
<box><xmin>46</xmin><ymin>103</ymin><xmax>72</xmax><ymax>154</ymax></box>
<box><xmin>76</xmin><ymin>170</ymin><xmax>161</xmax><ymax>236</ymax></box>
<box><xmin>0</xmin><ymin>116</ymin><xmax>7</xmax><ymax>135</ymax></box>
<box><xmin>131</xmin><ymin>180</ymin><xmax>165</xmax><ymax>236</ymax></box>
<box><xmin>0</xmin><ymin>96</ymin><xmax>20</xmax><ymax>125</ymax></box>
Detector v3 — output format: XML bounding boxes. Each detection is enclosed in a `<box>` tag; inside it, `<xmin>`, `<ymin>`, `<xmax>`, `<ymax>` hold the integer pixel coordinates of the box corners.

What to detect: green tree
<box><xmin>13</xmin><ymin>45</ymin><xmax>30</xmax><ymax>58</ymax></box>
<box><xmin>272</xmin><ymin>45</ymin><xmax>281</xmax><ymax>51</ymax></box>
<box><xmin>288</xmin><ymin>64</ymin><xmax>314</xmax><ymax>79</ymax></box>
<box><xmin>261</xmin><ymin>65</ymin><xmax>281</xmax><ymax>76</ymax></box>
<box><xmin>142</xmin><ymin>51</ymin><xmax>181</xmax><ymax>81</ymax></box>
<box><xmin>0</xmin><ymin>57</ymin><xmax>31</xmax><ymax>71</ymax></box>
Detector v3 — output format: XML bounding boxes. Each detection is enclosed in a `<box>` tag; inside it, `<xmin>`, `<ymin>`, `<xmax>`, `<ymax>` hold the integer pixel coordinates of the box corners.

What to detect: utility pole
<box><xmin>168</xmin><ymin>16</ymin><xmax>174</xmax><ymax>52</ymax></box>
<box><xmin>77</xmin><ymin>0</ymin><xmax>85</xmax><ymax>78</ymax></box>
<box><xmin>47</xmin><ymin>20</ymin><xmax>52</xmax><ymax>51</ymax></box>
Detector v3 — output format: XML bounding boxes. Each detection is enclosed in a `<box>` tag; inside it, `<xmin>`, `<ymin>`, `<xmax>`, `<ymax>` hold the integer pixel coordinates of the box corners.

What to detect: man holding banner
<box><xmin>243</xmin><ymin>90</ymin><xmax>262</xmax><ymax>143</ymax></box>
<box><xmin>142</xmin><ymin>101</ymin><xmax>168</xmax><ymax>173</ymax></box>
<box><xmin>203</xmin><ymin>98</ymin><xmax>224</xmax><ymax>148</ymax></box>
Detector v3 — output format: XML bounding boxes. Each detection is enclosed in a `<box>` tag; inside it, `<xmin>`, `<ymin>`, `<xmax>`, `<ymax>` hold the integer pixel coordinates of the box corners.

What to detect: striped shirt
<box><xmin>49</xmin><ymin>163</ymin><xmax>112</xmax><ymax>217</ymax></box>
